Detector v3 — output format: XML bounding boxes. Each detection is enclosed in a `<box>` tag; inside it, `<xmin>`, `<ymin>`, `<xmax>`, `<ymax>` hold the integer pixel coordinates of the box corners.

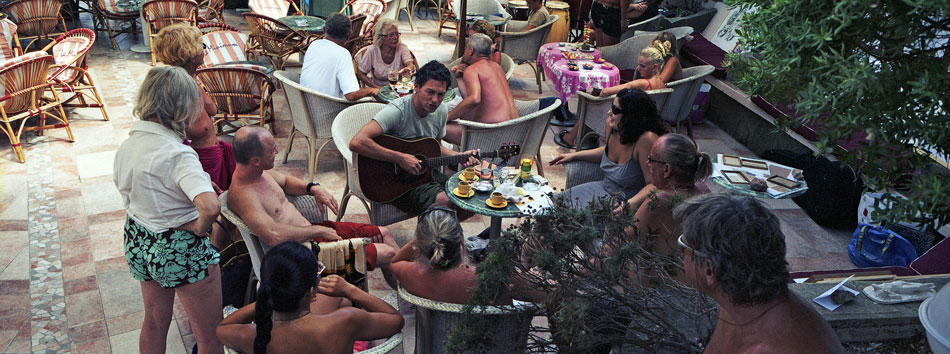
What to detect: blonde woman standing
<box><xmin>357</xmin><ymin>18</ymin><xmax>418</xmax><ymax>88</ymax></box>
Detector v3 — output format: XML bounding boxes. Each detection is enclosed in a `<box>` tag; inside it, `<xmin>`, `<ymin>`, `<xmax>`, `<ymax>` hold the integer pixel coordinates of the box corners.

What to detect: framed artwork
<box><xmin>768</xmin><ymin>175</ymin><xmax>802</xmax><ymax>189</ymax></box>
<box><xmin>722</xmin><ymin>154</ymin><xmax>742</xmax><ymax>167</ymax></box>
<box><xmin>741</xmin><ymin>158</ymin><xmax>769</xmax><ymax>170</ymax></box>
<box><xmin>722</xmin><ymin>170</ymin><xmax>749</xmax><ymax>184</ymax></box>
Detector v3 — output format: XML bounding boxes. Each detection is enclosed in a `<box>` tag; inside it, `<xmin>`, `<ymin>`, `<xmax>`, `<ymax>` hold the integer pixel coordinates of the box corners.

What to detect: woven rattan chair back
<box><xmin>248</xmin><ymin>0</ymin><xmax>300</xmax><ymax>20</ymax></box>
<box><xmin>196</xmin><ymin>0</ymin><xmax>224</xmax><ymax>24</ymax></box>
<box><xmin>195</xmin><ymin>64</ymin><xmax>275</xmax><ymax>136</ymax></box>
<box><xmin>3</xmin><ymin>0</ymin><xmax>67</xmax><ymax>51</ymax></box>
<box><xmin>662</xmin><ymin>65</ymin><xmax>713</xmax><ymax>137</ymax></box>
<box><xmin>0</xmin><ymin>52</ymin><xmax>74</xmax><ymax>163</ymax></box>
<box><xmin>197</xmin><ymin>21</ymin><xmax>237</xmax><ymax>34</ymax></box>
<box><xmin>143</xmin><ymin>0</ymin><xmax>198</xmax><ymax>65</ymax></box>
<box><xmin>40</xmin><ymin>28</ymin><xmax>110</xmax><ymax>121</ymax></box>
<box><xmin>498</xmin><ymin>14</ymin><xmax>557</xmax><ymax>93</ymax></box>
<box><xmin>92</xmin><ymin>0</ymin><xmax>138</xmax><ymax>49</ymax></box>
<box><xmin>243</xmin><ymin>12</ymin><xmax>309</xmax><ymax>69</ymax></box>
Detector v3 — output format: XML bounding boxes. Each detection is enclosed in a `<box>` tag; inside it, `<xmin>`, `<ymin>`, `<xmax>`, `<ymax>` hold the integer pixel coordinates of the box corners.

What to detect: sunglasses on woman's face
<box><xmin>610</xmin><ymin>104</ymin><xmax>623</xmax><ymax>115</ymax></box>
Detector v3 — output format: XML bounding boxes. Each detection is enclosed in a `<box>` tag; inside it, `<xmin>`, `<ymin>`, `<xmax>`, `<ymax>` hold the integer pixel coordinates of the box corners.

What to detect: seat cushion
<box><xmin>49</xmin><ymin>36</ymin><xmax>91</xmax><ymax>82</ymax></box>
<box><xmin>0</xmin><ymin>50</ymin><xmax>47</xmax><ymax>71</ymax></box>
<box><xmin>680</xmin><ymin>32</ymin><xmax>727</xmax><ymax>79</ymax></box>
<box><xmin>97</xmin><ymin>0</ymin><xmax>138</xmax><ymax>16</ymax></box>
<box><xmin>248</xmin><ymin>0</ymin><xmax>289</xmax><ymax>19</ymax></box>
<box><xmin>202</xmin><ymin>31</ymin><xmax>248</xmax><ymax>66</ymax></box>
<box><xmin>751</xmin><ymin>95</ymin><xmax>868</xmax><ymax>153</ymax></box>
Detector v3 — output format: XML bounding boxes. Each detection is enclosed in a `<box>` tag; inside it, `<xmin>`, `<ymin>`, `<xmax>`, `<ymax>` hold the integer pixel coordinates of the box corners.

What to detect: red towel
<box><xmin>187</xmin><ymin>140</ymin><xmax>236</xmax><ymax>192</ymax></box>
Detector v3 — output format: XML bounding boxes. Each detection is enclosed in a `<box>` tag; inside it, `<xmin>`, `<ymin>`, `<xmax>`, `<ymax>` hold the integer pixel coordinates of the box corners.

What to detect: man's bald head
<box><xmin>233</xmin><ymin>126</ymin><xmax>271</xmax><ymax>164</ymax></box>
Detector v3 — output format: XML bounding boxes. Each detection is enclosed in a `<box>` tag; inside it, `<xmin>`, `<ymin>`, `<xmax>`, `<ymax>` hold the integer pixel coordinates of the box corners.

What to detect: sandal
<box><xmin>554</xmin><ymin>130</ymin><xmax>576</xmax><ymax>149</ymax></box>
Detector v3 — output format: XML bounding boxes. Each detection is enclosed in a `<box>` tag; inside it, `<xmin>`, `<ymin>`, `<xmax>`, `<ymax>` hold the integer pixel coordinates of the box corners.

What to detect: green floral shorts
<box><xmin>124</xmin><ymin>217</ymin><xmax>220</xmax><ymax>288</ymax></box>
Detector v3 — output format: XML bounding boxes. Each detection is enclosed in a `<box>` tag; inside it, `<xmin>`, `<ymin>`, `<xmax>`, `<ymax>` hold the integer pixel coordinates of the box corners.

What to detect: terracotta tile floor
<box><xmin>0</xmin><ymin>7</ymin><xmax>853</xmax><ymax>353</ymax></box>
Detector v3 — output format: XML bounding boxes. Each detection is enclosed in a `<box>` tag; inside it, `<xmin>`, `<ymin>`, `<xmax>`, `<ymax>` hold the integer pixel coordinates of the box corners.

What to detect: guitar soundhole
<box><xmin>393</xmin><ymin>154</ymin><xmax>428</xmax><ymax>183</ymax></box>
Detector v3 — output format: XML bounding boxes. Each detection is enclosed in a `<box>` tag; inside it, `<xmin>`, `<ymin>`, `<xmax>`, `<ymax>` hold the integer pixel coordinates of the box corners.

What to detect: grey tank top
<box><xmin>600</xmin><ymin>143</ymin><xmax>645</xmax><ymax>198</ymax></box>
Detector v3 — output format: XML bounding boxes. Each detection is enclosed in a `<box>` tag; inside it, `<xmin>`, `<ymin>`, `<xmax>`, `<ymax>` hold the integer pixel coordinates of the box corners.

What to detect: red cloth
<box><xmin>188</xmin><ymin>140</ymin><xmax>236</xmax><ymax>192</ymax></box>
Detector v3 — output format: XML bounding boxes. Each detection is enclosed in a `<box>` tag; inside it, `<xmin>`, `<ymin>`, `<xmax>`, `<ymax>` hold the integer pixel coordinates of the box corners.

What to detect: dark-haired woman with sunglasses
<box><xmin>217</xmin><ymin>242</ymin><xmax>403</xmax><ymax>354</ymax></box>
<box><xmin>550</xmin><ymin>88</ymin><xmax>665</xmax><ymax>209</ymax></box>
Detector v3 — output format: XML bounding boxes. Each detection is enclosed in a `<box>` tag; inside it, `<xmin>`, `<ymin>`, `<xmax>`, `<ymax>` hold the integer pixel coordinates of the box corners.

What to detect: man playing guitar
<box><xmin>350</xmin><ymin>60</ymin><xmax>480</xmax><ymax>219</ymax></box>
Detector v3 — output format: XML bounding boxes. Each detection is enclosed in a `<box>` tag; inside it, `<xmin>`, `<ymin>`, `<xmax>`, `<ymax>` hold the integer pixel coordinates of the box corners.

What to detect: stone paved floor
<box><xmin>0</xmin><ymin>7</ymin><xmax>854</xmax><ymax>354</ymax></box>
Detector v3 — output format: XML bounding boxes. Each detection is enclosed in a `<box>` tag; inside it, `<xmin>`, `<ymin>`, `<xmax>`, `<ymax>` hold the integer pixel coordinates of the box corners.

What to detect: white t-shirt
<box><xmin>114</xmin><ymin>121</ymin><xmax>214</xmax><ymax>233</ymax></box>
<box><xmin>300</xmin><ymin>39</ymin><xmax>360</xmax><ymax>99</ymax></box>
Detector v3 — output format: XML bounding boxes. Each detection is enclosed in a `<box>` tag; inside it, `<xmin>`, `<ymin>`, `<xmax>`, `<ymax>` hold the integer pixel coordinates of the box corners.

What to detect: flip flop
<box><xmin>554</xmin><ymin>130</ymin><xmax>575</xmax><ymax>149</ymax></box>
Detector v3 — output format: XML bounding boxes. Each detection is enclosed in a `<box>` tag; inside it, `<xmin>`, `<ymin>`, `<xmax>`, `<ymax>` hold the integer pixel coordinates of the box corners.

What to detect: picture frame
<box><xmin>741</xmin><ymin>158</ymin><xmax>769</xmax><ymax>170</ymax></box>
<box><xmin>722</xmin><ymin>154</ymin><xmax>742</xmax><ymax>167</ymax></box>
<box><xmin>768</xmin><ymin>175</ymin><xmax>802</xmax><ymax>189</ymax></box>
<box><xmin>722</xmin><ymin>170</ymin><xmax>749</xmax><ymax>184</ymax></box>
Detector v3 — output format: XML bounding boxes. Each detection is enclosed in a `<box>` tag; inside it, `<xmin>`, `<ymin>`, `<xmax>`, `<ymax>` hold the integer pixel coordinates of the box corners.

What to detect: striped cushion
<box><xmin>0</xmin><ymin>19</ymin><xmax>17</xmax><ymax>51</ymax></box>
<box><xmin>0</xmin><ymin>35</ymin><xmax>13</xmax><ymax>63</ymax></box>
<box><xmin>49</xmin><ymin>36</ymin><xmax>90</xmax><ymax>82</ymax></box>
<box><xmin>202</xmin><ymin>31</ymin><xmax>248</xmax><ymax>66</ymax></box>
<box><xmin>352</xmin><ymin>0</ymin><xmax>383</xmax><ymax>36</ymax></box>
<box><xmin>249</xmin><ymin>0</ymin><xmax>289</xmax><ymax>19</ymax></box>
<box><xmin>214</xmin><ymin>63</ymin><xmax>267</xmax><ymax>72</ymax></box>
<box><xmin>0</xmin><ymin>51</ymin><xmax>47</xmax><ymax>71</ymax></box>
<box><xmin>97</xmin><ymin>0</ymin><xmax>137</xmax><ymax>15</ymax></box>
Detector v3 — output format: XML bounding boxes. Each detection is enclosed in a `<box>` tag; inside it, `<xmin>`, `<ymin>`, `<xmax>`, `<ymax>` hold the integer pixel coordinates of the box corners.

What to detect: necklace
<box><xmin>273</xmin><ymin>310</ymin><xmax>310</xmax><ymax>322</ymax></box>
<box><xmin>717</xmin><ymin>297</ymin><xmax>787</xmax><ymax>327</ymax></box>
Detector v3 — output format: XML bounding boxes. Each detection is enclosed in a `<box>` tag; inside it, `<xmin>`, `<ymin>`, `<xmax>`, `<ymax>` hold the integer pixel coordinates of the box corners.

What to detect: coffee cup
<box><xmin>490</xmin><ymin>192</ymin><xmax>504</xmax><ymax>205</ymax></box>
<box><xmin>458</xmin><ymin>181</ymin><xmax>471</xmax><ymax>195</ymax></box>
<box><xmin>462</xmin><ymin>167</ymin><xmax>476</xmax><ymax>180</ymax></box>
<box><xmin>480</xmin><ymin>168</ymin><xmax>492</xmax><ymax>179</ymax></box>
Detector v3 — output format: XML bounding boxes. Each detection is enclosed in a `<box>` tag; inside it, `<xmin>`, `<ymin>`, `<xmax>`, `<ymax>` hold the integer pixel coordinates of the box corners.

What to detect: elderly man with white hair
<box><xmin>444</xmin><ymin>33</ymin><xmax>518</xmax><ymax>145</ymax></box>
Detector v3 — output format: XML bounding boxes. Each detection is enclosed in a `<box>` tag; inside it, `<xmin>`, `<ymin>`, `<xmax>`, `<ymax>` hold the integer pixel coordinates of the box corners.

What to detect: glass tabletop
<box><xmin>465</xmin><ymin>13</ymin><xmax>508</xmax><ymax>26</ymax></box>
<box><xmin>116</xmin><ymin>0</ymin><xmax>143</xmax><ymax>11</ymax></box>
<box><xmin>445</xmin><ymin>171</ymin><xmax>523</xmax><ymax>218</ymax></box>
<box><xmin>377</xmin><ymin>84</ymin><xmax>456</xmax><ymax>103</ymax></box>
<box><xmin>278</xmin><ymin>15</ymin><xmax>325</xmax><ymax>33</ymax></box>
<box><xmin>710</xmin><ymin>155</ymin><xmax>808</xmax><ymax>199</ymax></box>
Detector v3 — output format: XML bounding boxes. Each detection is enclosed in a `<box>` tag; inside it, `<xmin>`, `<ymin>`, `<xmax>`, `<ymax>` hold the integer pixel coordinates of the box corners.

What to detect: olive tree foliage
<box><xmin>725</xmin><ymin>0</ymin><xmax>950</xmax><ymax>229</ymax></box>
<box><xmin>446</xmin><ymin>196</ymin><xmax>716</xmax><ymax>353</ymax></box>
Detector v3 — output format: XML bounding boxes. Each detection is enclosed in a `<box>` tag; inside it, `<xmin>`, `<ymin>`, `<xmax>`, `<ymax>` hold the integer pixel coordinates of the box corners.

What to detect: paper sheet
<box><xmin>813</xmin><ymin>275</ymin><xmax>860</xmax><ymax>311</ymax></box>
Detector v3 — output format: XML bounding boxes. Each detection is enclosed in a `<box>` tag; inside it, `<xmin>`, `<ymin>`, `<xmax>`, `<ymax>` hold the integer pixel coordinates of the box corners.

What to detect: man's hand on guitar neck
<box><xmin>457</xmin><ymin>149</ymin><xmax>480</xmax><ymax>167</ymax></box>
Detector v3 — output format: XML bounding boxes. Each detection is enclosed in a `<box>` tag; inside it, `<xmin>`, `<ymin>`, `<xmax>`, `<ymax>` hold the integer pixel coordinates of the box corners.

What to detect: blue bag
<box><xmin>848</xmin><ymin>223</ymin><xmax>918</xmax><ymax>268</ymax></box>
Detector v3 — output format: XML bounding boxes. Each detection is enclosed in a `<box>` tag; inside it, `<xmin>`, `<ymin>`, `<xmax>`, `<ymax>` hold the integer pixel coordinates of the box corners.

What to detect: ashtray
<box><xmin>593</xmin><ymin>57</ymin><xmax>605</xmax><ymax>64</ymax></box>
<box><xmin>601</xmin><ymin>63</ymin><xmax>614</xmax><ymax>69</ymax></box>
<box><xmin>568</xmin><ymin>66</ymin><xmax>579</xmax><ymax>71</ymax></box>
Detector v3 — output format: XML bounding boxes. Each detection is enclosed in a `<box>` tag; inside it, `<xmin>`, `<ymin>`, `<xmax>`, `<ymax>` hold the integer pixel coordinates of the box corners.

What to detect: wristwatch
<box><xmin>306</xmin><ymin>182</ymin><xmax>320</xmax><ymax>196</ymax></box>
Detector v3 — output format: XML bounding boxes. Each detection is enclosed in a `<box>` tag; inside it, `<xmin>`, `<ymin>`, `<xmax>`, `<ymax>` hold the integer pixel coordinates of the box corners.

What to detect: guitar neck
<box><xmin>422</xmin><ymin>151</ymin><xmax>499</xmax><ymax>169</ymax></box>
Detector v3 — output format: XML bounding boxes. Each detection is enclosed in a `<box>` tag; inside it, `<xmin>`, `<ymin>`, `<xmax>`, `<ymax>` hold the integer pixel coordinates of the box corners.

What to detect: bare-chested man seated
<box><xmin>674</xmin><ymin>193</ymin><xmax>844</xmax><ymax>354</ymax></box>
<box><xmin>227</xmin><ymin>126</ymin><xmax>398</xmax><ymax>288</ymax></box>
<box><xmin>444</xmin><ymin>33</ymin><xmax>518</xmax><ymax>145</ymax></box>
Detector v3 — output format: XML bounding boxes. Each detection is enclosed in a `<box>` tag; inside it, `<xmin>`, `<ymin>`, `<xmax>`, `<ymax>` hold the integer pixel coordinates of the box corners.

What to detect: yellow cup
<box><xmin>490</xmin><ymin>192</ymin><xmax>504</xmax><ymax>205</ymax></box>
<box><xmin>458</xmin><ymin>181</ymin><xmax>471</xmax><ymax>195</ymax></box>
<box><xmin>462</xmin><ymin>168</ymin><xmax>476</xmax><ymax>180</ymax></box>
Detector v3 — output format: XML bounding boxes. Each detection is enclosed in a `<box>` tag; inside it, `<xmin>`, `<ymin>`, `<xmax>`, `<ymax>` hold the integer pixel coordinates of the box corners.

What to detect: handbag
<box><xmin>217</xmin><ymin>220</ymin><xmax>253</xmax><ymax>308</ymax></box>
<box><xmin>848</xmin><ymin>223</ymin><xmax>918</xmax><ymax>268</ymax></box>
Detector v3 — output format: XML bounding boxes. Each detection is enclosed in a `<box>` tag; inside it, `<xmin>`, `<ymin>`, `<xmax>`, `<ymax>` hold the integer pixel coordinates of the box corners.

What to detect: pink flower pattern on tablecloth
<box><xmin>537</xmin><ymin>43</ymin><xmax>620</xmax><ymax>102</ymax></box>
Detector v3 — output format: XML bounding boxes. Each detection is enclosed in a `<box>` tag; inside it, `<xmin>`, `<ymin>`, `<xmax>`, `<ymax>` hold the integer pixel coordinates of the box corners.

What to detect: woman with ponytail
<box><xmin>622</xmin><ymin>133</ymin><xmax>711</xmax><ymax>280</ymax></box>
<box><xmin>649</xmin><ymin>31</ymin><xmax>683</xmax><ymax>83</ymax></box>
<box><xmin>390</xmin><ymin>205</ymin><xmax>513</xmax><ymax>304</ymax></box>
<box><xmin>216</xmin><ymin>242</ymin><xmax>403</xmax><ymax>354</ymax></box>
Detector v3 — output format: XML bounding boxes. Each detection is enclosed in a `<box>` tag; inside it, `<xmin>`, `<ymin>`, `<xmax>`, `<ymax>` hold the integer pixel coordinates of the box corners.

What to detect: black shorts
<box><xmin>590</xmin><ymin>2</ymin><xmax>622</xmax><ymax>38</ymax></box>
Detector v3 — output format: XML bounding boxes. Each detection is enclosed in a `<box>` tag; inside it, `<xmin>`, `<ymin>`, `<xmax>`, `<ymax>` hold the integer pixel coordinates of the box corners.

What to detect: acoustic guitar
<box><xmin>356</xmin><ymin>135</ymin><xmax>520</xmax><ymax>203</ymax></box>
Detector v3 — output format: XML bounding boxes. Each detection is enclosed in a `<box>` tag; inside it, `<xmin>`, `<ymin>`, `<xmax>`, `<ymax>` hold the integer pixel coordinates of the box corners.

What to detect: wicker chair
<box><xmin>247</xmin><ymin>0</ymin><xmax>300</xmax><ymax>20</ymax></box>
<box><xmin>393</xmin><ymin>0</ymin><xmax>413</xmax><ymax>30</ymax></box>
<box><xmin>3</xmin><ymin>0</ymin><xmax>68</xmax><ymax>51</ymax></box>
<box><xmin>398</xmin><ymin>286</ymin><xmax>538</xmax><ymax>354</ymax></box>
<box><xmin>201</xmin><ymin>25</ymin><xmax>248</xmax><ymax>66</ymax></box>
<box><xmin>143</xmin><ymin>0</ymin><xmax>198</xmax><ymax>66</ymax></box>
<box><xmin>436</xmin><ymin>0</ymin><xmax>455</xmax><ymax>37</ymax></box>
<box><xmin>40</xmin><ymin>28</ymin><xmax>109</xmax><ymax>121</ymax></box>
<box><xmin>498</xmin><ymin>15</ymin><xmax>557</xmax><ymax>94</ymax></box>
<box><xmin>195</xmin><ymin>63</ymin><xmax>276</xmax><ymax>136</ymax></box>
<box><xmin>332</xmin><ymin>103</ymin><xmax>416</xmax><ymax>226</ymax></box>
<box><xmin>243</xmin><ymin>12</ymin><xmax>312</xmax><ymax>70</ymax></box>
<box><xmin>340</xmin><ymin>0</ymin><xmax>385</xmax><ymax>49</ymax></box>
<box><xmin>571</xmin><ymin>89</ymin><xmax>672</xmax><ymax>152</ymax></box>
<box><xmin>661</xmin><ymin>65</ymin><xmax>713</xmax><ymax>137</ymax></box>
<box><xmin>0</xmin><ymin>52</ymin><xmax>74</xmax><ymax>163</ymax></box>
<box><xmin>91</xmin><ymin>0</ymin><xmax>138</xmax><ymax>49</ymax></box>
<box><xmin>197</xmin><ymin>21</ymin><xmax>237</xmax><ymax>34</ymax></box>
<box><xmin>273</xmin><ymin>69</ymin><xmax>372</xmax><ymax>182</ymax></box>
<box><xmin>598</xmin><ymin>33</ymin><xmax>654</xmax><ymax>74</ymax></box>
<box><xmin>0</xmin><ymin>19</ymin><xmax>23</xmax><ymax>60</ymax></box>
<box><xmin>620</xmin><ymin>14</ymin><xmax>661</xmax><ymax>41</ymax></box>
<box><xmin>196</xmin><ymin>0</ymin><xmax>224</xmax><ymax>24</ymax></box>
<box><xmin>343</xmin><ymin>13</ymin><xmax>367</xmax><ymax>53</ymax></box>
<box><xmin>453</xmin><ymin>98</ymin><xmax>560</xmax><ymax>176</ymax></box>
<box><xmin>625</xmin><ymin>26</ymin><xmax>693</xmax><ymax>52</ymax></box>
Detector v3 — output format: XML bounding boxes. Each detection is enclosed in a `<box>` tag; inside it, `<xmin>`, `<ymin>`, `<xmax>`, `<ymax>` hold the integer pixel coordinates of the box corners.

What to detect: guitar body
<box><xmin>356</xmin><ymin>135</ymin><xmax>443</xmax><ymax>203</ymax></box>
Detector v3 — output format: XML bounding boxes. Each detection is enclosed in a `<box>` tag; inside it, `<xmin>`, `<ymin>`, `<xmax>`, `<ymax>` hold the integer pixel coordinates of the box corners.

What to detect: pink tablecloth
<box><xmin>537</xmin><ymin>43</ymin><xmax>620</xmax><ymax>102</ymax></box>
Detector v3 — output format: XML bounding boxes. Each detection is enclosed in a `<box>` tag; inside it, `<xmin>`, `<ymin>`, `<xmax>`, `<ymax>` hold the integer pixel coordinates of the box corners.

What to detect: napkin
<box><xmin>813</xmin><ymin>275</ymin><xmax>860</xmax><ymax>311</ymax></box>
